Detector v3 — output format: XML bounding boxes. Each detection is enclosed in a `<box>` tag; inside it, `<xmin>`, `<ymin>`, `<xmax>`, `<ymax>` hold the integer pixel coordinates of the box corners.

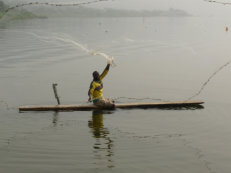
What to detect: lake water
<box><xmin>1</xmin><ymin>16</ymin><xmax>231</xmax><ymax>173</ymax></box>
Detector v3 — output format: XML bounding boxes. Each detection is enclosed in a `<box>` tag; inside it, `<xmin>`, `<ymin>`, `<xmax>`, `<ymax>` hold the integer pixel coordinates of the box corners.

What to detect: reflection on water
<box><xmin>155</xmin><ymin>105</ymin><xmax>204</xmax><ymax>110</ymax></box>
<box><xmin>88</xmin><ymin>110</ymin><xmax>114</xmax><ymax>168</ymax></box>
<box><xmin>52</xmin><ymin>111</ymin><xmax>59</xmax><ymax>126</ymax></box>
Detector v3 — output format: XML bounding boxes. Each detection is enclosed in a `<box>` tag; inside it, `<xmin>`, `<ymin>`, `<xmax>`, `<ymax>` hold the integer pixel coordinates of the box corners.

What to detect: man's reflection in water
<box><xmin>88</xmin><ymin>110</ymin><xmax>114</xmax><ymax>168</ymax></box>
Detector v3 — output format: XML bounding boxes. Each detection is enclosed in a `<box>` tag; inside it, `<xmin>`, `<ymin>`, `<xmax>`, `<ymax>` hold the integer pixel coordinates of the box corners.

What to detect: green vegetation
<box><xmin>8</xmin><ymin>9</ymin><xmax>47</xmax><ymax>20</ymax></box>
<box><xmin>0</xmin><ymin>0</ymin><xmax>46</xmax><ymax>20</ymax></box>
<box><xmin>0</xmin><ymin>0</ymin><xmax>189</xmax><ymax>19</ymax></box>
<box><xmin>31</xmin><ymin>6</ymin><xmax>190</xmax><ymax>18</ymax></box>
<box><xmin>0</xmin><ymin>1</ymin><xmax>7</xmax><ymax>11</ymax></box>
<box><xmin>81</xmin><ymin>8</ymin><xmax>191</xmax><ymax>17</ymax></box>
<box><xmin>0</xmin><ymin>0</ymin><xmax>7</xmax><ymax>18</ymax></box>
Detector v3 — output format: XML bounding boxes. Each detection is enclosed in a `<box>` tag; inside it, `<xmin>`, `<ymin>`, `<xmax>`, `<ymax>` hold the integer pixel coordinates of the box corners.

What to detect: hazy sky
<box><xmin>91</xmin><ymin>0</ymin><xmax>231</xmax><ymax>16</ymax></box>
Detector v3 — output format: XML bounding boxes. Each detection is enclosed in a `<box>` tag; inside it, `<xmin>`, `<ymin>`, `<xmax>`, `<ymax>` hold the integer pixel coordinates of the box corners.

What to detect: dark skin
<box><xmin>88</xmin><ymin>64</ymin><xmax>110</xmax><ymax>102</ymax></box>
<box><xmin>93</xmin><ymin>71</ymin><xmax>100</xmax><ymax>81</ymax></box>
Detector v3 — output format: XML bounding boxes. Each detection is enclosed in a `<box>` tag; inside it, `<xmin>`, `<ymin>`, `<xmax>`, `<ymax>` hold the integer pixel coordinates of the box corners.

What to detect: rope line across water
<box><xmin>204</xmin><ymin>0</ymin><xmax>231</xmax><ymax>5</ymax></box>
<box><xmin>186</xmin><ymin>59</ymin><xmax>231</xmax><ymax>101</ymax></box>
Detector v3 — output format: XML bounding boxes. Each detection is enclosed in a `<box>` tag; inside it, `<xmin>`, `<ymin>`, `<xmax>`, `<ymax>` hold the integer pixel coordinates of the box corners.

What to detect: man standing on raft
<box><xmin>88</xmin><ymin>61</ymin><xmax>114</xmax><ymax>108</ymax></box>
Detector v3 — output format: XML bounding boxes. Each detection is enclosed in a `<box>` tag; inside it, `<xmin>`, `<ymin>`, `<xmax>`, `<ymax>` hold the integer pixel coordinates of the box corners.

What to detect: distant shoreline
<box><xmin>1</xmin><ymin>0</ymin><xmax>191</xmax><ymax>20</ymax></box>
<box><xmin>29</xmin><ymin>7</ymin><xmax>191</xmax><ymax>18</ymax></box>
<box><xmin>0</xmin><ymin>0</ymin><xmax>46</xmax><ymax>20</ymax></box>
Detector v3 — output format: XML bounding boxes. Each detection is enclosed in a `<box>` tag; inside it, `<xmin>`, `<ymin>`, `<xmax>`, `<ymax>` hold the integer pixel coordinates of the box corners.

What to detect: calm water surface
<box><xmin>0</xmin><ymin>17</ymin><xmax>231</xmax><ymax>173</ymax></box>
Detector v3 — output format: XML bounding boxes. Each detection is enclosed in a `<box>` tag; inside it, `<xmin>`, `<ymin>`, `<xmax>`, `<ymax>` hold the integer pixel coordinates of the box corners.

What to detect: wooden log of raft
<box><xmin>19</xmin><ymin>101</ymin><xmax>204</xmax><ymax>112</ymax></box>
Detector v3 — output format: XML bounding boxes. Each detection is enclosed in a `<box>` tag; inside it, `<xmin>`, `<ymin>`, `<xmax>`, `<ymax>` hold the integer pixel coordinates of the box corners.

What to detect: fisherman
<box><xmin>88</xmin><ymin>61</ymin><xmax>115</xmax><ymax>108</ymax></box>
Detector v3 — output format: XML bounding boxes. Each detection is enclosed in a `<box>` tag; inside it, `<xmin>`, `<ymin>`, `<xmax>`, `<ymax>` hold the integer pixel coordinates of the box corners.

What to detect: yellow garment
<box><xmin>90</xmin><ymin>69</ymin><xmax>109</xmax><ymax>100</ymax></box>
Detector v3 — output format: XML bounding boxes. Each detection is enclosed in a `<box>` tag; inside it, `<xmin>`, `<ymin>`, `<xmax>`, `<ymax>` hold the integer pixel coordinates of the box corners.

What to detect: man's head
<box><xmin>93</xmin><ymin>71</ymin><xmax>100</xmax><ymax>80</ymax></box>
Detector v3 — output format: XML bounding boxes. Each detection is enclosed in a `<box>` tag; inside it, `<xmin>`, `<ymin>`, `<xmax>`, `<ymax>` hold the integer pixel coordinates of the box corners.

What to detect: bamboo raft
<box><xmin>19</xmin><ymin>101</ymin><xmax>204</xmax><ymax>112</ymax></box>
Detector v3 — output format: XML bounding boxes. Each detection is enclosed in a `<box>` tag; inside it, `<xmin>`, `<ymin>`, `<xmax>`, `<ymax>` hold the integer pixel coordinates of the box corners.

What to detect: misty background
<box><xmin>2</xmin><ymin>0</ymin><xmax>231</xmax><ymax>17</ymax></box>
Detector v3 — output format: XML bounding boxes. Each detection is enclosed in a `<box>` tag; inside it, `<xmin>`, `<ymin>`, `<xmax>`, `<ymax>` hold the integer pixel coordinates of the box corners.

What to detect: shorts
<box><xmin>94</xmin><ymin>98</ymin><xmax>115</xmax><ymax>108</ymax></box>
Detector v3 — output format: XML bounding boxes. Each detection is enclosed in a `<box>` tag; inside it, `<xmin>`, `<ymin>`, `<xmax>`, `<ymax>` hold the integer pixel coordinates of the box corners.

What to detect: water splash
<box><xmin>186</xmin><ymin>59</ymin><xmax>231</xmax><ymax>101</ymax></box>
<box><xmin>54</xmin><ymin>36</ymin><xmax>116</xmax><ymax>67</ymax></box>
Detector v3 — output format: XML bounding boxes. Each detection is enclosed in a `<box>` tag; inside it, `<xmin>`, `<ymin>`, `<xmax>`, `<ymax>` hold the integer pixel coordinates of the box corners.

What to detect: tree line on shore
<box><xmin>0</xmin><ymin>0</ymin><xmax>190</xmax><ymax>19</ymax></box>
<box><xmin>0</xmin><ymin>0</ymin><xmax>45</xmax><ymax>19</ymax></box>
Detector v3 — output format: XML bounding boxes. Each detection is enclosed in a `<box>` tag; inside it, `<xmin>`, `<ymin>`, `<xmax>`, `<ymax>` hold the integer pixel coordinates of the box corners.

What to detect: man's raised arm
<box><xmin>100</xmin><ymin>63</ymin><xmax>110</xmax><ymax>80</ymax></box>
